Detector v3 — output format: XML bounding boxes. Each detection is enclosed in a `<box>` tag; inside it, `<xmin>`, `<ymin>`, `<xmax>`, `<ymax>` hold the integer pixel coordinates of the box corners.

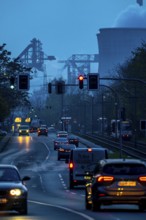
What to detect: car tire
<box><xmin>92</xmin><ymin>201</ymin><xmax>101</xmax><ymax>211</ymax></box>
<box><xmin>19</xmin><ymin>200</ymin><xmax>28</xmax><ymax>215</ymax></box>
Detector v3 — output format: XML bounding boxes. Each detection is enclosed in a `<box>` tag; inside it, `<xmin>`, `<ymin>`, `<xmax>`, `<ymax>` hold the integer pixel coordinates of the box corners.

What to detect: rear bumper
<box><xmin>93</xmin><ymin>195</ymin><xmax>146</xmax><ymax>205</ymax></box>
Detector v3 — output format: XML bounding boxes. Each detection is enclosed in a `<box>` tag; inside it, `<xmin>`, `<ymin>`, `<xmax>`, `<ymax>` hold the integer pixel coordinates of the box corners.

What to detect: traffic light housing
<box><xmin>18</xmin><ymin>74</ymin><xmax>30</xmax><ymax>90</ymax></box>
<box><xmin>87</xmin><ymin>73</ymin><xmax>99</xmax><ymax>90</ymax></box>
<box><xmin>10</xmin><ymin>76</ymin><xmax>15</xmax><ymax>89</ymax></box>
<box><xmin>56</xmin><ymin>81</ymin><xmax>65</xmax><ymax>94</ymax></box>
<box><xmin>78</xmin><ymin>75</ymin><xmax>84</xmax><ymax>89</ymax></box>
<box><xmin>48</xmin><ymin>83</ymin><xmax>52</xmax><ymax>93</ymax></box>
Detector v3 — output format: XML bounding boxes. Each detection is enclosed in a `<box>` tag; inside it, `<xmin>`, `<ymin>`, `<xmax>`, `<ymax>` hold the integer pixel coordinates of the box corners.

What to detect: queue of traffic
<box><xmin>0</xmin><ymin>127</ymin><xmax>146</xmax><ymax>215</ymax></box>
<box><xmin>52</xmin><ymin>130</ymin><xmax>146</xmax><ymax>212</ymax></box>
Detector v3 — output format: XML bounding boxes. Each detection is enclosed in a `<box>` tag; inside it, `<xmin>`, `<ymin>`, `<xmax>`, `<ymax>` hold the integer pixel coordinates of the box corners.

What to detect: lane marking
<box><xmin>58</xmin><ymin>173</ymin><xmax>85</xmax><ymax>197</ymax></box>
<box><xmin>29</xmin><ymin>200</ymin><xmax>95</xmax><ymax>220</ymax></box>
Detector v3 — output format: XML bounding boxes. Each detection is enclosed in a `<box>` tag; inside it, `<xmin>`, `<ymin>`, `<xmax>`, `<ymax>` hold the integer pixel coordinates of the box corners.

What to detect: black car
<box><xmin>37</xmin><ymin>127</ymin><xmax>48</xmax><ymax>136</ymax></box>
<box><xmin>85</xmin><ymin>158</ymin><xmax>146</xmax><ymax>211</ymax></box>
<box><xmin>0</xmin><ymin>164</ymin><xmax>30</xmax><ymax>214</ymax></box>
<box><xmin>68</xmin><ymin>135</ymin><xmax>79</xmax><ymax>147</ymax></box>
<box><xmin>58</xmin><ymin>144</ymin><xmax>76</xmax><ymax>161</ymax></box>
<box><xmin>54</xmin><ymin>137</ymin><xmax>69</xmax><ymax>150</ymax></box>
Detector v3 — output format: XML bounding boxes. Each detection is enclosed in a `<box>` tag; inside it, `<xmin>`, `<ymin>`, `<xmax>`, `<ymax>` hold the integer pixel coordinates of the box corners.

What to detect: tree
<box><xmin>111</xmin><ymin>42</ymin><xmax>146</xmax><ymax>134</ymax></box>
<box><xmin>0</xmin><ymin>44</ymin><xmax>31</xmax><ymax>122</ymax></box>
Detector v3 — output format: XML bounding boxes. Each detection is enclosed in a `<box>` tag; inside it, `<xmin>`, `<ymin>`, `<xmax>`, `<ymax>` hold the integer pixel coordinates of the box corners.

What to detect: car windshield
<box><xmin>19</xmin><ymin>126</ymin><xmax>29</xmax><ymax>129</ymax></box>
<box><xmin>0</xmin><ymin>168</ymin><xmax>20</xmax><ymax>182</ymax></box>
<box><xmin>103</xmin><ymin>163</ymin><xmax>146</xmax><ymax>175</ymax></box>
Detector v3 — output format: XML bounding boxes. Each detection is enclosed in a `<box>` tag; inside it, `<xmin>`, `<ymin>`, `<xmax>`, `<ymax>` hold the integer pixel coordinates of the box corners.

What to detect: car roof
<box><xmin>55</xmin><ymin>137</ymin><xmax>68</xmax><ymax>140</ymax></box>
<box><xmin>0</xmin><ymin>164</ymin><xmax>18</xmax><ymax>170</ymax></box>
<box><xmin>57</xmin><ymin>131</ymin><xmax>68</xmax><ymax>133</ymax></box>
<box><xmin>59</xmin><ymin>144</ymin><xmax>76</xmax><ymax>148</ymax></box>
<box><xmin>72</xmin><ymin>147</ymin><xmax>106</xmax><ymax>151</ymax></box>
<box><xmin>99</xmin><ymin>158</ymin><xmax>146</xmax><ymax>166</ymax></box>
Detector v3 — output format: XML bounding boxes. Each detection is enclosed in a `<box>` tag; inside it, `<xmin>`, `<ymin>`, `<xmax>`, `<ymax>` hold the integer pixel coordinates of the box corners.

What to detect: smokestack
<box><xmin>137</xmin><ymin>0</ymin><xmax>143</xmax><ymax>6</ymax></box>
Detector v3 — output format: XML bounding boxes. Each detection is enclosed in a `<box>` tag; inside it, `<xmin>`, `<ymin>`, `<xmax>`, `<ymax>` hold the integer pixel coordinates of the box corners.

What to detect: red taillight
<box><xmin>97</xmin><ymin>176</ymin><xmax>114</xmax><ymax>182</ymax></box>
<box><xmin>88</xmin><ymin>148</ymin><xmax>92</xmax><ymax>152</ymax></box>
<box><xmin>139</xmin><ymin>176</ymin><xmax>146</xmax><ymax>182</ymax></box>
<box><xmin>69</xmin><ymin>162</ymin><xmax>74</xmax><ymax>169</ymax></box>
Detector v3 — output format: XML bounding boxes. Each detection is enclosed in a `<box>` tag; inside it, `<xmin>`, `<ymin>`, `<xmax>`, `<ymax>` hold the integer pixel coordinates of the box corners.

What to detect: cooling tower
<box><xmin>97</xmin><ymin>28</ymin><xmax>146</xmax><ymax>78</ymax></box>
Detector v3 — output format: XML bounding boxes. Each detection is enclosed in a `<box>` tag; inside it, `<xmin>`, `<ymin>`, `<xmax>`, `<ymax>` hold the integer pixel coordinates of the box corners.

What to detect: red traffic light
<box><xmin>78</xmin><ymin>75</ymin><xmax>84</xmax><ymax>89</ymax></box>
<box><xmin>78</xmin><ymin>75</ymin><xmax>84</xmax><ymax>81</ymax></box>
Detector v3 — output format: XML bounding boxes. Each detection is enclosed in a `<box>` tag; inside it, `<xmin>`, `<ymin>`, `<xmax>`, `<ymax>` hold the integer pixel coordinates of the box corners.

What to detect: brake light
<box><xmin>69</xmin><ymin>162</ymin><xmax>74</xmax><ymax>169</ymax></box>
<box><xmin>97</xmin><ymin>176</ymin><xmax>114</xmax><ymax>182</ymax></box>
<box><xmin>139</xmin><ymin>176</ymin><xmax>146</xmax><ymax>182</ymax></box>
<box><xmin>88</xmin><ymin>148</ymin><xmax>92</xmax><ymax>152</ymax></box>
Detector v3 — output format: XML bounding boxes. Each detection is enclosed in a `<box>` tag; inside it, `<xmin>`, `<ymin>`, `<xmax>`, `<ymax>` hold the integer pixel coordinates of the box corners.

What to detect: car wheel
<box><xmin>92</xmin><ymin>201</ymin><xmax>100</xmax><ymax>211</ymax></box>
<box><xmin>19</xmin><ymin>201</ymin><xmax>28</xmax><ymax>215</ymax></box>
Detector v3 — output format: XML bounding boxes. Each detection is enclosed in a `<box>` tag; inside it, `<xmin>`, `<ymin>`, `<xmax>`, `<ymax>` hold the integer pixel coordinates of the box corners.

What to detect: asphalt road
<box><xmin>0</xmin><ymin>132</ymin><xmax>146</xmax><ymax>220</ymax></box>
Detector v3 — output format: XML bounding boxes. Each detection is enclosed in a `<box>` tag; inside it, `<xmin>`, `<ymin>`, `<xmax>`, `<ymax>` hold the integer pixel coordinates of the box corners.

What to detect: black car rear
<box><xmin>85</xmin><ymin>158</ymin><xmax>146</xmax><ymax>211</ymax></box>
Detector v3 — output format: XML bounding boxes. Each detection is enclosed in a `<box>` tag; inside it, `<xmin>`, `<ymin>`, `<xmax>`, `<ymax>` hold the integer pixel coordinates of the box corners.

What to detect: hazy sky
<box><xmin>1</xmin><ymin>0</ymin><xmax>146</xmax><ymax>85</ymax></box>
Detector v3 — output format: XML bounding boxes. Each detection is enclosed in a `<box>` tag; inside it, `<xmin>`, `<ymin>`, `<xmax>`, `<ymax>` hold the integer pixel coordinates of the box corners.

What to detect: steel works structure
<box><xmin>17</xmin><ymin>38</ymin><xmax>55</xmax><ymax>87</ymax></box>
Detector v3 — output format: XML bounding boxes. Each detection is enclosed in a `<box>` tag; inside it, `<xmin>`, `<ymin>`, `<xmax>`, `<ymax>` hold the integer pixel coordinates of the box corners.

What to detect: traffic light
<box><xmin>87</xmin><ymin>73</ymin><xmax>99</xmax><ymax>90</ymax></box>
<box><xmin>56</xmin><ymin>81</ymin><xmax>65</xmax><ymax>94</ymax></box>
<box><xmin>18</xmin><ymin>74</ymin><xmax>30</xmax><ymax>90</ymax></box>
<box><xmin>78</xmin><ymin>75</ymin><xmax>84</xmax><ymax>89</ymax></box>
<box><xmin>10</xmin><ymin>76</ymin><xmax>15</xmax><ymax>89</ymax></box>
<box><xmin>48</xmin><ymin>83</ymin><xmax>52</xmax><ymax>93</ymax></box>
<box><xmin>140</xmin><ymin>120</ymin><xmax>146</xmax><ymax>130</ymax></box>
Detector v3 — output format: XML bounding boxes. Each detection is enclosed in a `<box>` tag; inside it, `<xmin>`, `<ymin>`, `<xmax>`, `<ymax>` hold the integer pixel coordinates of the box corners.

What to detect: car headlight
<box><xmin>10</xmin><ymin>189</ymin><xmax>22</xmax><ymax>196</ymax></box>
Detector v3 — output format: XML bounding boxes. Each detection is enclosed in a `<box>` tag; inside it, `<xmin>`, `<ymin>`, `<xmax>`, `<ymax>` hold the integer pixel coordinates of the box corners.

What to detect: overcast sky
<box><xmin>1</xmin><ymin>0</ymin><xmax>146</xmax><ymax>85</ymax></box>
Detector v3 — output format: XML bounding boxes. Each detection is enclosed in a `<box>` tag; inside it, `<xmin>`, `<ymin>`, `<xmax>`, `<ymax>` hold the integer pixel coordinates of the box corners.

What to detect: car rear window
<box><xmin>103</xmin><ymin>163</ymin><xmax>146</xmax><ymax>175</ymax></box>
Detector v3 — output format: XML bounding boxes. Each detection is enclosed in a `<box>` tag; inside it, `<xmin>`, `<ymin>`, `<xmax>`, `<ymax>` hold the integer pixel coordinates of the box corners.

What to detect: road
<box><xmin>0</xmin><ymin>132</ymin><xmax>146</xmax><ymax>220</ymax></box>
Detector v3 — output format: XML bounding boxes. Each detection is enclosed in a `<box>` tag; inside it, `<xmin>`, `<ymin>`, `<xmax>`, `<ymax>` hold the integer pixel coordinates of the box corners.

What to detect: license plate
<box><xmin>118</xmin><ymin>181</ymin><xmax>136</xmax><ymax>186</ymax></box>
<box><xmin>0</xmin><ymin>198</ymin><xmax>7</xmax><ymax>204</ymax></box>
<box><xmin>84</xmin><ymin>176</ymin><xmax>92</xmax><ymax>180</ymax></box>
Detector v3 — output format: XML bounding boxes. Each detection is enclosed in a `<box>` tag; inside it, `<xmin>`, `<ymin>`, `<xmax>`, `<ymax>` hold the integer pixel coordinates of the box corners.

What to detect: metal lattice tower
<box><xmin>17</xmin><ymin>38</ymin><xmax>55</xmax><ymax>87</ymax></box>
<box><xmin>59</xmin><ymin>54</ymin><xmax>99</xmax><ymax>84</ymax></box>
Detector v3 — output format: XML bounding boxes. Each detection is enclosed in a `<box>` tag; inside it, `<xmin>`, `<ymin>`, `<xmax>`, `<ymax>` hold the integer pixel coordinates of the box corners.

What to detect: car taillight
<box><xmin>139</xmin><ymin>176</ymin><xmax>146</xmax><ymax>182</ymax></box>
<box><xmin>97</xmin><ymin>176</ymin><xmax>114</xmax><ymax>182</ymax></box>
<box><xmin>69</xmin><ymin>162</ymin><xmax>74</xmax><ymax>169</ymax></box>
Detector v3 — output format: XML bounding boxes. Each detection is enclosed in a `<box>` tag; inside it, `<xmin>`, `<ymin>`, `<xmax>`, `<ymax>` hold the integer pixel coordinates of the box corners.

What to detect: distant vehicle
<box><xmin>68</xmin><ymin>135</ymin><xmax>79</xmax><ymax>147</ymax></box>
<box><xmin>69</xmin><ymin>148</ymin><xmax>108</xmax><ymax>189</ymax></box>
<box><xmin>37</xmin><ymin>127</ymin><xmax>48</xmax><ymax>136</ymax></box>
<box><xmin>85</xmin><ymin>158</ymin><xmax>146</xmax><ymax>211</ymax></box>
<box><xmin>40</xmin><ymin>124</ymin><xmax>48</xmax><ymax>129</ymax></box>
<box><xmin>48</xmin><ymin>127</ymin><xmax>56</xmax><ymax>133</ymax></box>
<box><xmin>111</xmin><ymin>119</ymin><xmax>132</xmax><ymax>140</ymax></box>
<box><xmin>18</xmin><ymin>125</ymin><xmax>29</xmax><ymax>136</ymax></box>
<box><xmin>54</xmin><ymin>137</ymin><xmax>69</xmax><ymax>150</ymax></box>
<box><xmin>29</xmin><ymin>127</ymin><xmax>38</xmax><ymax>133</ymax></box>
<box><xmin>0</xmin><ymin>164</ymin><xmax>30</xmax><ymax>214</ymax></box>
<box><xmin>57</xmin><ymin>131</ymin><xmax>68</xmax><ymax>138</ymax></box>
<box><xmin>58</xmin><ymin>144</ymin><xmax>76</xmax><ymax>161</ymax></box>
